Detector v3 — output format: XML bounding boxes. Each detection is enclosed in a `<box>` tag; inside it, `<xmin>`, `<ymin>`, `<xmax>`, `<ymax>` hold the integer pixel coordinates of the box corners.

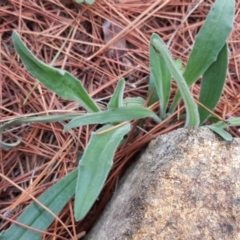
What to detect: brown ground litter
<box><xmin>1</xmin><ymin>0</ymin><xmax>240</xmax><ymax>239</ymax></box>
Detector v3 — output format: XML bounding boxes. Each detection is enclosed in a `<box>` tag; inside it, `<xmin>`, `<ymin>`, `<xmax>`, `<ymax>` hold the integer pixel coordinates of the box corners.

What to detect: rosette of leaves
<box><xmin>0</xmin><ymin>0</ymin><xmax>238</xmax><ymax>239</ymax></box>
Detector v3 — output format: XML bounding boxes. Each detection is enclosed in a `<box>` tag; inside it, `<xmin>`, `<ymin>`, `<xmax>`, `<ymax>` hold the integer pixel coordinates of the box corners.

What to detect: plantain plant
<box><xmin>75</xmin><ymin>0</ymin><xmax>95</xmax><ymax>4</ymax></box>
<box><xmin>0</xmin><ymin>31</ymin><xmax>160</xmax><ymax>240</ymax></box>
<box><xmin>0</xmin><ymin>0</ymin><xmax>238</xmax><ymax>239</ymax></box>
<box><xmin>149</xmin><ymin>0</ymin><xmax>236</xmax><ymax>140</ymax></box>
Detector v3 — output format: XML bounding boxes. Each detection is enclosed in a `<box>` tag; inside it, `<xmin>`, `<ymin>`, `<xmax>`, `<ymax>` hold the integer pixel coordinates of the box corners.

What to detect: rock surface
<box><xmin>85</xmin><ymin>127</ymin><xmax>240</xmax><ymax>240</ymax></box>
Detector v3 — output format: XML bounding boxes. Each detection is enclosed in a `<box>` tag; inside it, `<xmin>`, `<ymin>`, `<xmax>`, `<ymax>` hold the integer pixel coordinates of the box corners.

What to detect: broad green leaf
<box><xmin>207</xmin><ymin>125</ymin><xmax>232</xmax><ymax>141</ymax></box>
<box><xmin>64</xmin><ymin>106</ymin><xmax>161</xmax><ymax>131</ymax></box>
<box><xmin>210</xmin><ymin>120</ymin><xmax>228</xmax><ymax>129</ymax></box>
<box><xmin>207</xmin><ymin>117</ymin><xmax>240</xmax><ymax>141</ymax></box>
<box><xmin>149</xmin><ymin>39</ymin><xmax>171</xmax><ymax>118</ymax></box>
<box><xmin>198</xmin><ymin>43</ymin><xmax>228</xmax><ymax>124</ymax></box>
<box><xmin>76</xmin><ymin>0</ymin><xmax>95</xmax><ymax>4</ymax></box>
<box><xmin>147</xmin><ymin>73</ymin><xmax>159</xmax><ymax>106</ymax></box>
<box><xmin>12</xmin><ymin>31</ymin><xmax>100</xmax><ymax>113</ymax></box>
<box><xmin>123</xmin><ymin>97</ymin><xmax>145</xmax><ymax>107</ymax></box>
<box><xmin>0</xmin><ymin>114</ymin><xmax>79</xmax><ymax>150</ymax></box>
<box><xmin>170</xmin><ymin>0</ymin><xmax>234</xmax><ymax>112</ymax></box>
<box><xmin>0</xmin><ymin>169</ymin><xmax>78</xmax><ymax>240</ymax></box>
<box><xmin>150</xmin><ymin>34</ymin><xmax>199</xmax><ymax>127</ymax></box>
<box><xmin>23</xmin><ymin>27</ymin><xmax>74</xmax><ymax>104</ymax></box>
<box><xmin>107</xmin><ymin>78</ymin><xmax>125</xmax><ymax>109</ymax></box>
<box><xmin>147</xmin><ymin>60</ymin><xmax>183</xmax><ymax>107</ymax></box>
<box><xmin>208</xmin><ymin>116</ymin><xmax>222</xmax><ymax>123</ymax></box>
<box><xmin>227</xmin><ymin>117</ymin><xmax>240</xmax><ymax>127</ymax></box>
<box><xmin>174</xmin><ymin>59</ymin><xmax>185</xmax><ymax>74</ymax></box>
<box><xmin>74</xmin><ymin>123</ymin><xmax>131</xmax><ymax>221</ymax></box>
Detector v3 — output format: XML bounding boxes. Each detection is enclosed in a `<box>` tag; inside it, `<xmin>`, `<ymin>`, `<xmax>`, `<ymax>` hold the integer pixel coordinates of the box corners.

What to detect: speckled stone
<box><xmin>85</xmin><ymin>127</ymin><xmax>240</xmax><ymax>240</ymax></box>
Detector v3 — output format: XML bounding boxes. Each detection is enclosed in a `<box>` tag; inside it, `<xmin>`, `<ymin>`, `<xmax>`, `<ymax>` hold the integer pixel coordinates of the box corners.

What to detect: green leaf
<box><xmin>107</xmin><ymin>78</ymin><xmax>125</xmax><ymax>109</ymax></box>
<box><xmin>0</xmin><ymin>114</ymin><xmax>80</xmax><ymax>134</ymax></box>
<box><xmin>0</xmin><ymin>138</ymin><xmax>22</xmax><ymax>151</ymax></box>
<box><xmin>170</xmin><ymin>0</ymin><xmax>234</xmax><ymax>112</ymax></box>
<box><xmin>64</xmin><ymin>106</ymin><xmax>161</xmax><ymax>131</ymax></box>
<box><xmin>174</xmin><ymin>59</ymin><xmax>185</xmax><ymax>74</ymax></box>
<box><xmin>76</xmin><ymin>0</ymin><xmax>95</xmax><ymax>4</ymax></box>
<box><xmin>208</xmin><ymin>115</ymin><xmax>222</xmax><ymax>123</ymax></box>
<box><xmin>207</xmin><ymin>125</ymin><xmax>232</xmax><ymax>141</ymax></box>
<box><xmin>74</xmin><ymin>123</ymin><xmax>131</xmax><ymax>221</ymax></box>
<box><xmin>0</xmin><ymin>169</ymin><xmax>78</xmax><ymax>240</ymax></box>
<box><xmin>147</xmin><ymin>60</ymin><xmax>183</xmax><ymax>107</ymax></box>
<box><xmin>150</xmin><ymin>34</ymin><xmax>199</xmax><ymax>127</ymax></box>
<box><xmin>198</xmin><ymin>43</ymin><xmax>228</xmax><ymax>124</ymax></box>
<box><xmin>0</xmin><ymin>114</ymin><xmax>79</xmax><ymax>150</ymax></box>
<box><xmin>123</xmin><ymin>97</ymin><xmax>145</xmax><ymax>107</ymax></box>
<box><xmin>12</xmin><ymin>31</ymin><xmax>100</xmax><ymax>113</ymax></box>
<box><xmin>227</xmin><ymin>117</ymin><xmax>240</xmax><ymax>127</ymax></box>
<box><xmin>210</xmin><ymin>120</ymin><xmax>228</xmax><ymax>129</ymax></box>
<box><xmin>207</xmin><ymin>117</ymin><xmax>240</xmax><ymax>141</ymax></box>
<box><xmin>147</xmin><ymin>73</ymin><xmax>159</xmax><ymax>106</ymax></box>
<box><xmin>149</xmin><ymin>40</ymin><xmax>171</xmax><ymax>118</ymax></box>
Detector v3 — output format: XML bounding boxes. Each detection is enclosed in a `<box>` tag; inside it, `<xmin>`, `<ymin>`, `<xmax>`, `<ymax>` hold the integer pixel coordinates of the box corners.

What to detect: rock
<box><xmin>85</xmin><ymin>127</ymin><xmax>240</xmax><ymax>240</ymax></box>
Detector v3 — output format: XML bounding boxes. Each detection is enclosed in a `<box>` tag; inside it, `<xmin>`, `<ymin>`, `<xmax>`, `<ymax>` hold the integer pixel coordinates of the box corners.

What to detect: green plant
<box><xmin>149</xmin><ymin>0</ymin><xmax>236</xmax><ymax>140</ymax></box>
<box><xmin>0</xmin><ymin>31</ymin><xmax>160</xmax><ymax>239</ymax></box>
<box><xmin>0</xmin><ymin>0</ymin><xmax>238</xmax><ymax>239</ymax></box>
<box><xmin>75</xmin><ymin>0</ymin><xmax>95</xmax><ymax>4</ymax></box>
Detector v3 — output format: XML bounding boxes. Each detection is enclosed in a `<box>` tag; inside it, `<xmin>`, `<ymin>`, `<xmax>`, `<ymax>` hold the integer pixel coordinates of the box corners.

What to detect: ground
<box><xmin>1</xmin><ymin>0</ymin><xmax>240</xmax><ymax>239</ymax></box>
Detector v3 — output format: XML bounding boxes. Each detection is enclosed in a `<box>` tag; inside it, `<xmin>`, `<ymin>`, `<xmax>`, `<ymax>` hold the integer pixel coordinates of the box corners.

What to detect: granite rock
<box><xmin>85</xmin><ymin>127</ymin><xmax>240</xmax><ymax>240</ymax></box>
